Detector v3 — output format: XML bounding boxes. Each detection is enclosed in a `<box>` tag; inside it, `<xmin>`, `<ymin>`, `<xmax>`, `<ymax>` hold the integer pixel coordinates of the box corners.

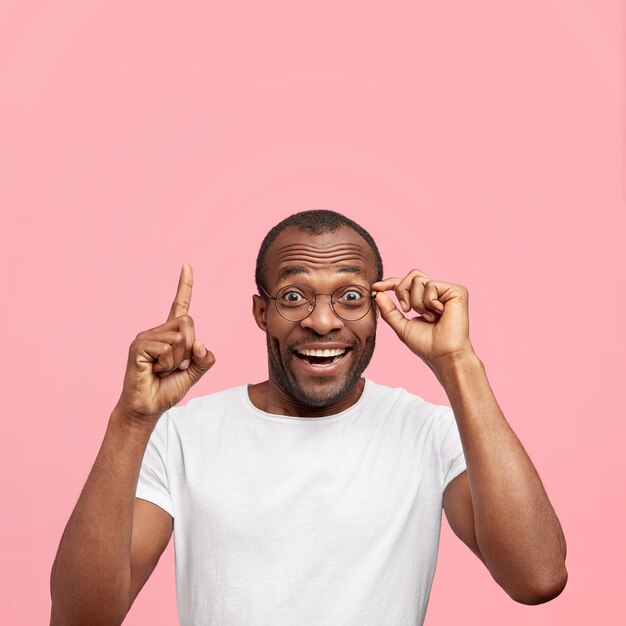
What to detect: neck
<box><xmin>248</xmin><ymin>378</ymin><xmax>366</xmax><ymax>418</ymax></box>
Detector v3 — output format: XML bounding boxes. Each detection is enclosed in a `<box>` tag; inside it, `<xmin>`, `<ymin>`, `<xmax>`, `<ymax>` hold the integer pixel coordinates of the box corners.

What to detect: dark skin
<box><xmin>254</xmin><ymin>226</ymin><xmax>567</xmax><ymax>603</ymax></box>
<box><xmin>249</xmin><ymin>226</ymin><xmax>379</xmax><ymax>416</ymax></box>
<box><xmin>50</xmin><ymin>265</ymin><xmax>215</xmax><ymax>624</ymax></box>
<box><xmin>50</xmin><ymin>226</ymin><xmax>566</xmax><ymax>626</ymax></box>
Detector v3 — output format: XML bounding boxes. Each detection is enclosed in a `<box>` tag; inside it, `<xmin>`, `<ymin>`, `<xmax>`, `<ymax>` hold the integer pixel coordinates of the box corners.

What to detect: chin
<box><xmin>267</xmin><ymin>334</ymin><xmax>376</xmax><ymax>410</ymax></box>
<box><xmin>293</xmin><ymin>379</ymin><xmax>358</xmax><ymax>408</ymax></box>
<box><xmin>269</xmin><ymin>359</ymin><xmax>365</xmax><ymax>409</ymax></box>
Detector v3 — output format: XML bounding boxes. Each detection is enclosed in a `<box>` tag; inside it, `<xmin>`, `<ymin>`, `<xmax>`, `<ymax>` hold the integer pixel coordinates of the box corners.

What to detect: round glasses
<box><xmin>260</xmin><ymin>284</ymin><xmax>376</xmax><ymax>322</ymax></box>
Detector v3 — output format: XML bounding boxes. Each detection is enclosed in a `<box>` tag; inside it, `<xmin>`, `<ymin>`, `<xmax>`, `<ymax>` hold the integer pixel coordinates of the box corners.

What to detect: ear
<box><xmin>252</xmin><ymin>294</ymin><xmax>268</xmax><ymax>331</ymax></box>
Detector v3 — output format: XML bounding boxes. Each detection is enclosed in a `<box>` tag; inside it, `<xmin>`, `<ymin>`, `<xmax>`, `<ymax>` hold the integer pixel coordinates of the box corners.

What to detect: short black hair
<box><xmin>255</xmin><ymin>210</ymin><xmax>383</xmax><ymax>293</ymax></box>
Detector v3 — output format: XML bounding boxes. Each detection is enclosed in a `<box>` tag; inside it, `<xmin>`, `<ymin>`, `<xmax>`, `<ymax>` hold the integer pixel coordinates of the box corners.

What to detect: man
<box><xmin>50</xmin><ymin>210</ymin><xmax>567</xmax><ymax>625</ymax></box>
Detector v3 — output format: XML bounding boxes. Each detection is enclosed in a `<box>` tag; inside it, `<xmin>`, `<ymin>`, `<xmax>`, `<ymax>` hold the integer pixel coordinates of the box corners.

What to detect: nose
<box><xmin>300</xmin><ymin>294</ymin><xmax>345</xmax><ymax>335</ymax></box>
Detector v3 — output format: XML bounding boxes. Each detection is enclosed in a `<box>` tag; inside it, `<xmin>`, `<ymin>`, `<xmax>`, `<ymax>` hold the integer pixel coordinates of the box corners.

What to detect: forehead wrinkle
<box><xmin>274</xmin><ymin>244</ymin><xmax>372</xmax><ymax>266</ymax></box>
<box><xmin>278</xmin><ymin>265</ymin><xmax>367</xmax><ymax>282</ymax></box>
<box><xmin>276</xmin><ymin>240</ymin><xmax>369</xmax><ymax>254</ymax></box>
<box><xmin>266</xmin><ymin>232</ymin><xmax>378</xmax><ymax>286</ymax></box>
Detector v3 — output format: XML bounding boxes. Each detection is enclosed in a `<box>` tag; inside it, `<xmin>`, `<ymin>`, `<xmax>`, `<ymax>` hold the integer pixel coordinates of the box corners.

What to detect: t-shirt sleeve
<box><xmin>136</xmin><ymin>411</ymin><xmax>174</xmax><ymax>518</ymax></box>
<box><xmin>436</xmin><ymin>406</ymin><xmax>467</xmax><ymax>489</ymax></box>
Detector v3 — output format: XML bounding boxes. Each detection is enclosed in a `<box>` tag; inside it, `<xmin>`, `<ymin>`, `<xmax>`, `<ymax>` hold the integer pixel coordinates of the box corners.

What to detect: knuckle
<box><xmin>129</xmin><ymin>340</ymin><xmax>142</xmax><ymax>354</ymax></box>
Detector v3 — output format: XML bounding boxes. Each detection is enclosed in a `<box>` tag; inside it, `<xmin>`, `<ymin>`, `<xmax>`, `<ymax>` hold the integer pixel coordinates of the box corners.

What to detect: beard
<box><xmin>267</xmin><ymin>332</ymin><xmax>376</xmax><ymax>409</ymax></box>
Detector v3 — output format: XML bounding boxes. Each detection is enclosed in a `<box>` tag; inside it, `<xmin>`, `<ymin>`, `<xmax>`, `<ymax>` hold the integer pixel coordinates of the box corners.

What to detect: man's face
<box><xmin>253</xmin><ymin>226</ymin><xmax>378</xmax><ymax>411</ymax></box>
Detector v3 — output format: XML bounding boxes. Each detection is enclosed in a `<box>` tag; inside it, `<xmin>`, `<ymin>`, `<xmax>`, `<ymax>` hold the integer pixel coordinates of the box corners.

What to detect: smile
<box><xmin>294</xmin><ymin>347</ymin><xmax>349</xmax><ymax>366</ymax></box>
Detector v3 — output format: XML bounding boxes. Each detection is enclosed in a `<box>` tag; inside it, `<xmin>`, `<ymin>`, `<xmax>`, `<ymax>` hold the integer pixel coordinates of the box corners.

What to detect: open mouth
<box><xmin>294</xmin><ymin>347</ymin><xmax>350</xmax><ymax>366</ymax></box>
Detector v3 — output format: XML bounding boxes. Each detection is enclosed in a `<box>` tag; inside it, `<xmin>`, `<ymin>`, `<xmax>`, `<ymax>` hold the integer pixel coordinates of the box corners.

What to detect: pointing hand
<box><xmin>116</xmin><ymin>264</ymin><xmax>215</xmax><ymax>426</ymax></box>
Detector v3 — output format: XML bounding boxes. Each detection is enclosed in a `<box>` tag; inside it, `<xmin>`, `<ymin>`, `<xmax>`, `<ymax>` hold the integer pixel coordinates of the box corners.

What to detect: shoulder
<box><xmin>174</xmin><ymin>385</ymin><xmax>246</xmax><ymax>413</ymax></box>
<box><xmin>363</xmin><ymin>379</ymin><xmax>443</xmax><ymax>413</ymax></box>
<box><xmin>160</xmin><ymin>385</ymin><xmax>248</xmax><ymax>430</ymax></box>
<box><xmin>363</xmin><ymin>379</ymin><xmax>455</xmax><ymax>429</ymax></box>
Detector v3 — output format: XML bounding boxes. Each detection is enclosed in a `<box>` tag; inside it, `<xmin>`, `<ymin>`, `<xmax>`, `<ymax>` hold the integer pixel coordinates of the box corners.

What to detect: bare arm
<box><xmin>50</xmin><ymin>412</ymin><xmax>172</xmax><ymax>625</ymax></box>
<box><xmin>373</xmin><ymin>269</ymin><xmax>567</xmax><ymax>605</ymax></box>
<box><xmin>50</xmin><ymin>265</ymin><xmax>215</xmax><ymax>625</ymax></box>
<box><xmin>439</xmin><ymin>354</ymin><xmax>566</xmax><ymax>604</ymax></box>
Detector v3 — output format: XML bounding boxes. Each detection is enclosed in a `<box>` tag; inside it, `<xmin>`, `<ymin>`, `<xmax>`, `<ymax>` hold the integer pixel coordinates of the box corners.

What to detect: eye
<box><xmin>335</xmin><ymin>286</ymin><xmax>367</xmax><ymax>304</ymax></box>
<box><xmin>343</xmin><ymin>290</ymin><xmax>363</xmax><ymax>302</ymax></box>
<box><xmin>284</xmin><ymin>291</ymin><xmax>304</xmax><ymax>302</ymax></box>
<box><xmin>278</xmin><ymin>288</ymin><xmax>310</xmax><ymax>305</ymax></box>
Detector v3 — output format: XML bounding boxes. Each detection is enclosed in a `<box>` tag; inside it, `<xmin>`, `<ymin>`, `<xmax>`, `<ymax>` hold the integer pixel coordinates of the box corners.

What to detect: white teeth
<box><xmin>297</xmin><ymin>348</ymin><xmax>346</xmax><ymax>357</ymax></box>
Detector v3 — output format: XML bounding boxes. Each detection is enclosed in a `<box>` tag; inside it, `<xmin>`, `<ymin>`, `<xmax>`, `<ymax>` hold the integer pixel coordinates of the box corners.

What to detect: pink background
<box><xmin>1</xmin><ymin>1</ymin><xmax>624</xmax><ymax>624</ymax></box>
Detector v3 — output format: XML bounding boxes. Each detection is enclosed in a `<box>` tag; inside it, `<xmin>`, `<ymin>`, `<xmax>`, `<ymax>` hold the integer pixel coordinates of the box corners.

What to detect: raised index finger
<box><xmin>167</xmin><ymin>263</ymin><xmax>193</xmax><ymax>321</ymax></box>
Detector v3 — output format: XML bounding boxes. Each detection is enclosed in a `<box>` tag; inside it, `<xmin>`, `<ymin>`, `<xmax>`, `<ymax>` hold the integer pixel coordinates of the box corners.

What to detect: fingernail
<box><xmin>400</xmin><ymin>300</ymin><xmax>408</xmax><ymax>311</ymax></box>
<box><xmin>180</xmin><ymin>359</ymin><xmax>190</xmax><ymax>370</ymax></box>
<box><xmin>198</xmin><ymin>342</ymin><xmax>207</xmax><ymax>357</ymax></box>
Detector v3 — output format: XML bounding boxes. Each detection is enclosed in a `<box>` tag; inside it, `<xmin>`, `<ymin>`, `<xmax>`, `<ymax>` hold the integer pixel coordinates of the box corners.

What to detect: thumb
<box><xmin>374</xmin><ymin>291</ymin><xmax>409</xmax><ymax>337</ymax></box>
<box><xmin>186</xmin><ymin>339</ymin><xmax>216</xmax><ymax>384</ymax></box>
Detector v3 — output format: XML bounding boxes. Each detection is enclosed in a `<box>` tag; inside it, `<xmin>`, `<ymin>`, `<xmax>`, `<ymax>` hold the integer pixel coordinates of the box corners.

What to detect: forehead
<box><xmin>264</xmin><ymin>226</ymin><xmax>377</xmax><ymax>286</ymax></box>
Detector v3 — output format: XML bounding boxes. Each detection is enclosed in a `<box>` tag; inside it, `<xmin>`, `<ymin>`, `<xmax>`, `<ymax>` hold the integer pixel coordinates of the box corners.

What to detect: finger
<box><xmin>139</xmin><ymin>317</ymin><xmax>195</xmax><ymax>369</ymax></box>
<box><xmin>142</xmin><ymin>316</ymin><xmax>193</xmax><ymax>336</ymax></box>
<box><xmin>132</xmin><ymin>340</ymin><xmax>175</xmax><ymax>372</ymax></box>
<box><xmin>186</xmin><ymin>339</ymin><xmax>216</xmax><ymax>385</ymax></box>
<box><xmin>423</xmin><ymin>281</ymin><xmax>445</xmax><ymax>315</ymax></box>
<box><xmin>373</xmin><ymin>291</ymin><xmax>410</xmax><ymax>337</ymax></box>
<box><xmin>372</xmin><ymin>277</ymin><xmax>412</xmax><ymax>312</ymax></box>
<box><xmin>168</xmin><ymin>263</ymin><xmax>193</xmax><ymax>321</ymax></box>
<box><xmin>407</xmin><ymin>276</ymin><xmax>439</xmax><ymax>322</ymax></box>
<box><xmin>166</xmin><ymin>322</ymin><xmax>190</xmax><ymax>372</ymax></box>
<box><xmin>372</xmin><ymin>277</ymin><xmax>403</xmax><ymax>291</ymax></box>
<box><xmin>397</xmin><ymin>269</ymin><xmax>431</xmax><ymax>312</ymax></box>
<box><xmin>132</xmin><ymin>330</ymin><xmax>184</xmax><ymax>361</ymax></box>
<box><xmin>374</xmin><ymin>270</ymin><xmax>431</xmax><ymax>313</ymax></box>
<box><xmin>148</xmin><ymin>342</ymin><xmax>175</xmax><ymax>373</ymax></box>
<box><xmin>372</xmin><ymin>269</ymin><xmax>429</xmax><ymax>288</ymax></box>
<box><xmin>408</xmin><ymin>275</ymin><xmax>428</xmax><ymax>314</ymax></box>
<box><xmin>141</xmin><ymin>330</ymin><xmax>186</xmax><ymax>375</ymax></box>
<box><xmin>135</xmin><ymin>329</ymin><xmax>187</xmax><ymax>345</ymax></box>
<box><xmin>176</xmin><ymin>314</ymin><xmax>195</xmax><ymax>367</ymax></box>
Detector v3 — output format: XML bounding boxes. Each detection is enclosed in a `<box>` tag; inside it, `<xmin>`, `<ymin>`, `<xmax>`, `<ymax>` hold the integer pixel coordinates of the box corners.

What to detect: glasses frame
<box><xmin>259</xmin><ymin>283</ymin><xmax>376</xmax><ymax>322</ymax></box>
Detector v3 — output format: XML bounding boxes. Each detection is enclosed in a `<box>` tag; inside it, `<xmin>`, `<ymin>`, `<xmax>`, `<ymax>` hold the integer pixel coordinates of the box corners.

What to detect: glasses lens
<box><xmin>274</xmin><ymin>284</ymin><xmax>372</xmax><ymax>321</ymax></box>
<box><xmin>275</xmin><ymin>285</ymin><xmax>315</xmax><ymax>321</ymax></box>
<box><xmin>331</xmin><ymin>285</ymin><xmax>372</xmax><ymax>320</ymax></box>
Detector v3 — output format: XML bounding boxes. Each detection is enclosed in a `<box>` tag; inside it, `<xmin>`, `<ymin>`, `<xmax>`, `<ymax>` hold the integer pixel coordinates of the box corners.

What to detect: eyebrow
<box><xmin>337</xmin><ymin>266</ymin><xmax>368</xmax><ymax>279</ymax></box>
<box><xmin>278</xmin><ymin>266</ymin><xmax>309</xmax><ymax>279</ymax></box>
<box><xmin>278</xmin><ymin>266</ymin><xmax>368</xmax><ymax>280</ymax></box>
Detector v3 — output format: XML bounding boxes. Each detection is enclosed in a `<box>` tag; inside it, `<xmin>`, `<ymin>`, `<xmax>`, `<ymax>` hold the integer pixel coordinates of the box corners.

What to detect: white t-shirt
<box><xmin>136</xmin><ymin>379</ymin><xmax>467</xmax><ymax>626</ymax></box>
